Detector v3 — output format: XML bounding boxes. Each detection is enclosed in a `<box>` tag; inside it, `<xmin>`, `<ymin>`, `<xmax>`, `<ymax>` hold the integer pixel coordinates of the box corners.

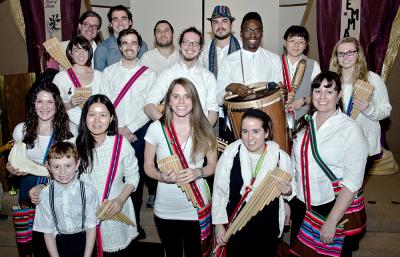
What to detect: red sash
<box><xmin>67</xmin><ymin>68</ymin><xmax>83</xmax><ymax>88</ymax></box>
<box><xmin>96</xmin><ymin>135</ymin><xmax>123</xmax><ymax>257</ymax></box>
<box><xmin>113</xmin><ymin>66</ymin><xmax>148</xmax><ymax>108</ymax></box>
<box><xmin>281</xmin><ymin>54</ymin><xmax>293</xmax><ymax>93</ymax></box>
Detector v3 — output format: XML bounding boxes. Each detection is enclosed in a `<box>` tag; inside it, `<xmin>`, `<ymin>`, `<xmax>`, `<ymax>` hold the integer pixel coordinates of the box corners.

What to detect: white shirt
<box><xmin>145</xmin><ymin>60</ymin><xmax>219</xmax><ymax>115</ymax></box>
<box><xmin>341</xmin><ymin>71</ymin><xmax>391</xmax><ymax>155</ymax></box>
<box><xmin>212</xmin><ymin>140</ymin><xmax>294</xmax><ymax>236</ymax></box>
<box><xmin>80</xmin><ymin>135</ymin><xmax>139</xmax><ymax>252</ymax></box>
<box><xmin>101</xmin><ymin>60</ymin><xmax>156</xmax><ymax>133</ymax></box>
<box><xmin>286</xmin><ymin>55</ymin><xmax>321</xmax><ymax>82</ymax></box>
<box><xmin>217</xmin><ymin>48</ymin><xmax>283</xmax><ymax>105</ymax></box>
<box><xmin>53</xmin><ymin>69</ymin><xmax>103</xmax><ymax>126</ymax></box>
<box><xmin>200</xmin><ymin>39</ymin><xmax>243</xmax><ymax>70</ymax></box>
<box><xmin>140</xmin><ymin>47</ymin><xmax>180</xmax><ymax>75</ymax></box>
<box><xmin>33</xmin><ymin>178</ymin><xmax>98</xmax><ymax>235</ymax></box>
<box><xmin>144</xmin><ymin>120</ymin><xmax>210</xmax><ymax>220</ymax></box>
<box><xmin>291</xmin><ymin>110</ymin><xmax>369</xmax><ymax>206</ymax></box>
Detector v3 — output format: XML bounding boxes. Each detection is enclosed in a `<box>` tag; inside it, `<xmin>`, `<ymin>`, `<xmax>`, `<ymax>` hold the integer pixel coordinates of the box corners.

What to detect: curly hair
<box><xmin>76</xmin><ymin>94</ymin><xmax>118</xmax><ymax>174</ymax></box>
<box><xmin>160</xmin><ymin>78</ymin><xmax>216</xmax><ymax>162</ymax></box>
<box><xmin>23</xmin><ymin>82</ymin><xmax>73</xmax><ymax>148</ymax></box>
<box><xmin>329</xmin><ymin>37</ymin><xmax>368</xmax><ymax>84</ymax></box>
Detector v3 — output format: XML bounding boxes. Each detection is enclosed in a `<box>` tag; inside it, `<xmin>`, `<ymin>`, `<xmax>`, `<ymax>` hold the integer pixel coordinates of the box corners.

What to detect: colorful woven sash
<box><xmin>96</xmin><ymin>135</ymin><xmax>123</xmax><ymax>257</ymax></box>
<box><xmin>161</xmin><ymin>122</ymin><xmax>212</xmax><ymax>257</ymax></box>
<box><xmin>113</xmin><ymin>66</ymin><xmax>148</xmax><ymax>108</ymax></box>
<box><xmin>282</xmin><ymin>54</ymin><xmax>293</xmax><ymax>93</ymax></box>
<box><xmin>67</xmin><ymin>68</ymin><xmax>83</xmax><ymax>88</ymax></box>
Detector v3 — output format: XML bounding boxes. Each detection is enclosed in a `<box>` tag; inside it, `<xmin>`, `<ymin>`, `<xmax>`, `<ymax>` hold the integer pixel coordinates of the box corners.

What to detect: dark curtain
<box><xmin>317</xmin><ymin>0</ymin><xmax>400</xmax><ymax>74</ymax></box>
<box><xmin>20</xmin><ymin>0</ymin><xmax>81</xmax><ymax>74</ymax></box>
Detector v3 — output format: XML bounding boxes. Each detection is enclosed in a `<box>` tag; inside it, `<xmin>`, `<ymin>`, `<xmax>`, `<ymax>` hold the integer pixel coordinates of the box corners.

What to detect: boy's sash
<box><xmin>113</xmin><ymin>66</ymin><xmax>148</xmax><ymax>108</ymax></box>
<box><xmin>96</xmin><ymin>135</ymin><xmax>123</xmax><ymax>257</ymax></box>
<box><xmin>161</xmin><ymin>122</ymin><xmax>212</xmax><ymax>257</ymax></box>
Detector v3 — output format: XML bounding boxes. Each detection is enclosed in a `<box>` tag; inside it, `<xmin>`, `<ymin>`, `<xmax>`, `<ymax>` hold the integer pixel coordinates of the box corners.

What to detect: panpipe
<box><xmin>217</xmin><ymin>138</ymin><xmax>228</xmax><ymax>153</ymax></box>
<box><xmin>96</xmin><ymin>200</ymin><xmax>135</xmax><ymax>226</ymax></box>
<box><xmin>156</xmin><ymin>155</ymin><xmax>199</xmax><ymax>208</ymax></box>
<box><xmin>291</xmin><ymin>59</ymin><xmax>307</xmax><ymax>94</ymax></box>
<box><xmin>43</xmin><ymin>37</ymin><xmax>72</xmax><ymax>69</ymax></box>
<box><xmin>74</xmin><ymin>87</ymin><xmax>92</xmax><ymax>108</ymax></box>
<box><xmin>223</xmin><ymin>167</ymin><xmax>292</xmax><ymax>241</ymax></box>
<box><xmin>351</xmin><ymin>79</ymin><xmax>374</xmax><ymax>119</ymax></box>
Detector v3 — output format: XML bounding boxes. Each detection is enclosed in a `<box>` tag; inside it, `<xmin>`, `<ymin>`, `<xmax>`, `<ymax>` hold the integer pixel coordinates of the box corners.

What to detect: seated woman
<box><xmin>212</xmin><ymin>109</ymin><xmax>294</xmax><ymax>257</ymax></box>
<box><xmin>290</xmin><ymin>71</ymin><xmax>369</xmax><ymax>257</ymax></box>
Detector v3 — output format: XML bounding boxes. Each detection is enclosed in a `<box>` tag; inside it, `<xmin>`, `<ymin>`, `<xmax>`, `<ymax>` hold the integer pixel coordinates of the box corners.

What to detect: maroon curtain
<box><xmin>20</xmin><ymin>0</ymin><xmax>81</xmax><ymax>74</ymax></box>
<box><xmin>317</xmin><ymin>0</ymin><xmax>400</xmax><ymax>74</ymax></box>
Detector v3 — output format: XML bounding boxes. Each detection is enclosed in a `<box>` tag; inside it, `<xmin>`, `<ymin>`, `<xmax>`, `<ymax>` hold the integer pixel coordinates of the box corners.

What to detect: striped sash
<box><xmin>67</xmin><ymin>68</ymin><xmax>83</xmax><ymax>88</ymax></box>
<box><xmin>113</xmin><ymin>66</ymin><xmax>148</xmax><ymax>108</ymax></box>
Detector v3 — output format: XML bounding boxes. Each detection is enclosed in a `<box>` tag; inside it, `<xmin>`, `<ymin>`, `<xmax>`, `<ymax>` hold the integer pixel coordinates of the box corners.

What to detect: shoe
<box><xmin>136</xmin><ymin>225</ymin><xmax>146</xmax><ymax>240</ymax></box>
<box><xmin>146</xmin><ymin>195</ymin><xmax>155</xmax><ymax>208</ymax></box>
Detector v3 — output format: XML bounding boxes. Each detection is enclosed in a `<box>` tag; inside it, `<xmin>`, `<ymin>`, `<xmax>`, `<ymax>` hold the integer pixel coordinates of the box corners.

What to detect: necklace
<box><xmin>181</xmin><ymin>127</ymin><xmax>192</xmax><ymax>152</ymax></box>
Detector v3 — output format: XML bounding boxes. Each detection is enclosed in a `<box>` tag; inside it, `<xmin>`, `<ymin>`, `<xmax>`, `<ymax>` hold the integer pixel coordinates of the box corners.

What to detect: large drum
<box><xmin>224</xmin><ymin>88</ymin><xmax>289</xmax><ymax>153</ymax></box>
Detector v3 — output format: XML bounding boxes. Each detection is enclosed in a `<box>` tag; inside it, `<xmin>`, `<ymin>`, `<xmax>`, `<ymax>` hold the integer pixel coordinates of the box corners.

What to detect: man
<box><xmin>141</xmin><ymin>20</ymin><xmax>179</xmax><ymax>75</ymax></box>
<box><xmin>101</xmin><ymin>28</ymin><xmax>156</xmax><ymax>240</ymax></box>
<box><xmin>217</xmin><ymin>12</ymin><xmax>282</xmax><ymax>142</ymax></box>
<box><xmin>200</xmin><ymin>5</ymin><xmax>241</xmax><ymax>78</ymax></box>
<box><xmin>144</xmin><ymin>27</ymin><xmax>219</xmax><ymax>126</ymax></box>
<box><xmin>94</xmin><ymin>5</ymin><xmax>148</xmax><ymax>71</ymax></box>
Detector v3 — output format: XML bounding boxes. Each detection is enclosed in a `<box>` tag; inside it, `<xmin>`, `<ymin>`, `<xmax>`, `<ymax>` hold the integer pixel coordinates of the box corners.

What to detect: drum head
<box><xmin>228</xmin><ymin>88</ymin><xmax>279</xmax><ymax>103</ymax></box>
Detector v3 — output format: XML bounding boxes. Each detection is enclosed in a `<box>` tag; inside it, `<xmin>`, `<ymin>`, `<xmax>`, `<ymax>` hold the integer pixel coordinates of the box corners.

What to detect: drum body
<box><xmin>224</xmin><ymin>89</ymin><xmax>288</xmax><ymax>153</ymax></box>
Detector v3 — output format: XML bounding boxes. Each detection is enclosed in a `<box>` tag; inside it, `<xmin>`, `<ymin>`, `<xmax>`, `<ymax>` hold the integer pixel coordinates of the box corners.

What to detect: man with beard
<box><xmin>141</xmin><ymin>20</ymin><xmax>179</xmax><ymax>75</ymax></box>
<box><xmin>200</xmin><ymin>5</ymin><xmax>241</xmax><ymax>78</ymax></box>
<box><xmin>144</xmin><ymin>27</ymin><xmax>219</xmax><ymax>126</ymax></box>
<box><xmin>94</xmin><ymin>5</ymin><xmax>148</xmax><ymax>71</ymax></box>
<box><xmin>216</xmin><ymin>12</ymin><xmax>282</xmax><ymax>142</ymax></box>
<box><xmin>101</xmin><ymin>28</ymin><xmax>156</xmax><ymax>240</ymax></box>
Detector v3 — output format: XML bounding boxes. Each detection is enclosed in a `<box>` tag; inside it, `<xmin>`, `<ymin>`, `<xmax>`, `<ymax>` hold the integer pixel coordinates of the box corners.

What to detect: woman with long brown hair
<box><xmin>144</xmin><ymin>78</ymin><xmax>217</xmax><ymax>257</ymax></box>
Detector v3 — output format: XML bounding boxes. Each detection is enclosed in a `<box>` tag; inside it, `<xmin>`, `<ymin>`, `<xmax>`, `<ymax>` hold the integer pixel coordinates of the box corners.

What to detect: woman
<box><xmin>144</xmin><ymin>78</ymin><xmax>217</xmax><ymax>257</ymax></box>
<box><xmin>282</xmin><ymin>26</ymin><xmax>321</xmax><ymax>124</ymax></box>
<box><xmin>212</xmin><ymin>109</ymin><xmax>294</xmax><ymax>257</ymax></box>
<box><xmin>7</xmin><ymin>81</ymin><xmax>75</xmax><ymax>257</ymax></box>
<box><xmin>290</xmin><ymin>71</ymin><xmax>369</xmax><ymax>257</ymax></box>
<box><xmin>77</xmin><ymin>94</ymin><xmax>139</xmax><ymax>256</ymax></box>
<box><xmin>329</xmin><ymin>37</ymin><xmax>391</xmax><ymax>166</ymax></box>
<box><xmin>53</xmin><ymin>36</ymin><xmax>103</xmax><ymax>126</ymax></box>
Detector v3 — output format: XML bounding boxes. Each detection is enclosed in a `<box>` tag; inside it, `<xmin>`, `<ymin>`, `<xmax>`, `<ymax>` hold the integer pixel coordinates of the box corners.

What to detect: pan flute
<box><xmin>96</xmin><ymin>200</ymin><xmax>135</xmax><ymax>226</ymax></box>
<box><xmin>43</xmin><ymin>37</ymin><xmax>72</xmax><ymax>69</ymax></box>
<box><xmin>291</xmin><ymin>59</ymin><xmax>307</xmax><ymax>94</ymax></box>
<box><xmin>157</xmin><ymin>155</ymin><xmax>199</xmax><ymax>208</ymax></box>
<box><xmin>74</xmin><ymin>87</ymin><xmax>92</xmax><ymax>108</ymax></box>
<box><xmin>223</xmin><ymin>167</ymin><xmax>292</xmax><ymax>241</ymax></box>
<box><xmin>351</xmin><ymin>79</ymin><xmax>374</xmax><ymax>119</ymax></box>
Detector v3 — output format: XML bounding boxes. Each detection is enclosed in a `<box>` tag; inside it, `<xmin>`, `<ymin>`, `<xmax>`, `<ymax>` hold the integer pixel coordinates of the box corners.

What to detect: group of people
<box><xmin>6</xmin><ymin>3</ymin><xmax>391</xmax><ymax>257</ymax></box>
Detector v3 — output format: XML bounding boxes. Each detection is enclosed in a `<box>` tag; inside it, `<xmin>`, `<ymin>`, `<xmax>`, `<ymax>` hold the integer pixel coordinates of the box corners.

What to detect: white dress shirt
<box><xmin>101</xmin><ymin>60</ymin><xmax>156</xmax><ymax>133</ymax></box>
<box><xmin>33</xmin><ymin>178</ymin><xmax>98</xmax><ymax>235</ymax></box>
<box><xmin>140</xmin><ymin>47</ymin><xmax>180</xmax><ymax>75</ymax></box>
<box><xmin>291</xmin><ymin>110</ymin><xmax>369</xmax><ymax>206</ymax></box>
<box><xmin>341</xmin><ymin>71</ymin><xmax>391</xmax><ymax>155</ymax></box>
<box><xmin>145</xmin><ymin>60</ymin><xmax>219</xmax><ymax>115</ymax></box>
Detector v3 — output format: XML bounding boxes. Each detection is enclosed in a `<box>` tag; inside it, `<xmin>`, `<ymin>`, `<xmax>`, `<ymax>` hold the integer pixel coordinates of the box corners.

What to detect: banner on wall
<box><xmin>340</xmin><ymin>0</ymin><xmax>361</xmax><ymax>39</ymax></box>
<box><xmin>44</xmin><ymin>0</ymin><xmax>62</xmax><ymax>40</ymax></box>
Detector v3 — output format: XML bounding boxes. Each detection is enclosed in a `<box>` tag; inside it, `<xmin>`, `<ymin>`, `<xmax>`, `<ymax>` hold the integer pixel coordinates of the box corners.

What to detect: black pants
<box><xmin>130</xmin><ymin>123</ymin><xmax>150</xmax><ymax>224</ymax></box>
<box><xmin>154</xmin><ymin>215</ymin><xmax>202</xmax><ymax>257</ymax></box>
<box><xmin>56</xmin><ymin>231</ymin><xmax>89</xmax><ymax>257</ymax></box>
<box><xmin>289</xmin><ymin>197</ymin><xmax>359</xmax><ymax>257</ymax></box>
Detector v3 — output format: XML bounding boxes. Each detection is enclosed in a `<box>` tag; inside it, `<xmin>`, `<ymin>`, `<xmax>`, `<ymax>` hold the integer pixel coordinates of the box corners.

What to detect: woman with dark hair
<box><xmin>290</xmin><ymin>71</ymin><xmax>368</xmax><ymax>257</ymax></box>
<box><xmin>212</xmin><ymin>109</ymin><xmax>294</xmax><ymax>257</ymax></box>
<box><xmin>144</xmin><ymin>78</ymin><xmax>217</xmax><ymax>257</ymax></box>
<box><xmin>7</xmin><ymin>81</ymin><xmax>75</xmax><ymax>257</ymax></box>
<box><xmin>77</xmin><ymin>94</ymin><xmax>139</xmax><ymax>256</ymax></box>
<box><xmin>53</xmin><ymin>35</ymin><xmax>103</xmax><ymax>126</ymax></box>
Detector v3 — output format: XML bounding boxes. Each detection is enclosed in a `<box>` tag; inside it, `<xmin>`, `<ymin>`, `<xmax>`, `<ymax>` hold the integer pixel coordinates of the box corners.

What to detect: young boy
<box><xmin>33</xmin><ymin>142</ymin><xmax>98</xmax><ymax>257</ymax></box>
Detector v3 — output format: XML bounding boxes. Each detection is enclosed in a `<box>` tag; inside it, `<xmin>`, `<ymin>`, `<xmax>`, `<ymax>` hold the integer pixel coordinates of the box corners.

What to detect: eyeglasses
<box><xmin>336</xmin><ymin>50</ymin><xmax>358</xmax><ymax>57</ymax></box>
<box><xmin>81</xmin><ymin>22</ymin><xmax>99</xmax><ymax>30</ymax></box>
<box><xmin>181</xmin><ymin>40</ymin><xmax>201</xmax><ymax>48</ymax></box>
<box><xmin>287</xmin><ymin>40</ymin><xmax>306</xmax><ymax>47</ymax></box>
<box><xmin>242</xmin><ymin>27</ymin><xmax>263</xmax><ymax>34</ymax></box>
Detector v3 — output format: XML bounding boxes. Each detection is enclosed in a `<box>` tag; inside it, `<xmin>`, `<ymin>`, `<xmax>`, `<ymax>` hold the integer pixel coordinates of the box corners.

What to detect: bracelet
<box><xmin>197</xmin><ymin>168</ymin><xmax>204</xmax><ymax>179</ymax></box>
<box><xmin>302</xmin><ymin>97</ymin><xmax>307</xmax><ymax>107</ymax></box>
